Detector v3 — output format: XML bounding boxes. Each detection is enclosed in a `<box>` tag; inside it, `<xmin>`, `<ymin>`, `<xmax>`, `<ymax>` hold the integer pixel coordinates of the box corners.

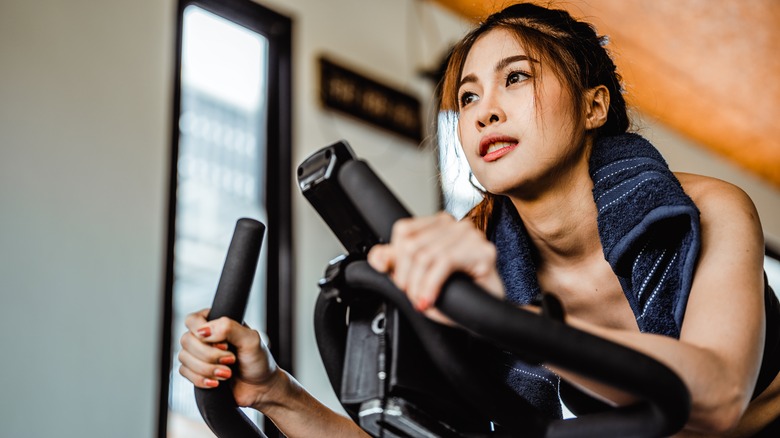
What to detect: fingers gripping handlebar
<box><xmin>194</xmin><ymin>218</ymin><xmax>268</xmax><ymax>438</ymax></box>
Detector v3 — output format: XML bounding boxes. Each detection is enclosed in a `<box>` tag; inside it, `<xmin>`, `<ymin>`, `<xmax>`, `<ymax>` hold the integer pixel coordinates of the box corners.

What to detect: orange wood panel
<box><xmin>432</xmin><ymin>0</ymin><xmax>780</xmax><ymax>189</ymax></box>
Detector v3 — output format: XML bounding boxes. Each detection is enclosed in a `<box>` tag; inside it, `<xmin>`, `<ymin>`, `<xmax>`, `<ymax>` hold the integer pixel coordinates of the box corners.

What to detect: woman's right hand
<box><xmin>367</xmin><ymin>212</ymin><xmax>505</xmax><ymax>320</ymax></box>
<box><xmin>179</xmin><ymin>309</ymin><xmax>279</xmax><ymax>410</ymax></box>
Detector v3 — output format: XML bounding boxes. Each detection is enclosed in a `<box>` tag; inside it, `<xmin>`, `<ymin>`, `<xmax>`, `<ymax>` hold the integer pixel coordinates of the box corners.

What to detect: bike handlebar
<box><xmin>194</xmin><ymin>218</ymin><xmax>267</xmax><ymax>438</ymax></box>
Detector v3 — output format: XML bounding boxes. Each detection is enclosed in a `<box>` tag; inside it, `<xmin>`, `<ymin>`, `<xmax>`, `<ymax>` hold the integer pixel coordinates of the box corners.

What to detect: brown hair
<box><xmin>440</xmin><ymin>3</ymin><xmax>629</xmax><ymax>232</ymax></box>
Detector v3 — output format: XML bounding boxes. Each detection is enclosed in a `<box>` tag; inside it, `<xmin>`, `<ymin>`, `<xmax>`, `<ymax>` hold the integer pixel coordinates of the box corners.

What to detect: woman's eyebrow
<box><xmin>458</xmin><ymin>73</ymin><xmax>478</xmax><ymax>89</ymax></box>
<box><xmin>495</xmin><ymin>55</ymin><xmax>533</xmax><ymax>72</ymax></box>
<box><xmin>458</xmin><ymin>55</ymin><xmax>534</xmax><ymax>89</ymax></box>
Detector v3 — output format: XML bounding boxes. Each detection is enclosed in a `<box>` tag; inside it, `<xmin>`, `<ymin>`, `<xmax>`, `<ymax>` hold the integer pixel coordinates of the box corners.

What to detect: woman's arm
<box><xmin>179</xmin><ymin>310</ymin><xmax>368</xmax><ymax>438</ymax></box>
<box><xmin>251</xmin><ymin>368</ymin><xmax>368</xmax><ymax>438</ymax></box>
<box><xmin>550</xmin><ymin>177</ymin><xmax>766</xmax><ymax>434</ymax></box>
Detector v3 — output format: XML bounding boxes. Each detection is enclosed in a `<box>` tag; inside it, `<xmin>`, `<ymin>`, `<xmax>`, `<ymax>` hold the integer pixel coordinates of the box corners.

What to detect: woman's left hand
<box><xmin>367</xmin><ymin>212</ymin><xmax>505</xmax><ymax>322</ymax></box>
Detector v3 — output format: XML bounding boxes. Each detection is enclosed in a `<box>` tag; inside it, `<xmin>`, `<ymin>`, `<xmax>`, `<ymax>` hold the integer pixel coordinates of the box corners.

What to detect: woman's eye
<box><xmin>506</xmin><ymin>71</ymin><xmax>529</xmax><ymax>86</ymax></box>
<box><xmin>459</xmin><ymin>92</ymin><xmax>479</xmax><ymax>107</ymax></box>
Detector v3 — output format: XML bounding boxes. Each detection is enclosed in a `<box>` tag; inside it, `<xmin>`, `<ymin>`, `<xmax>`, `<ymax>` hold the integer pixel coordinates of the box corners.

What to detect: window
<box><xmin>160</xmin><ymin>1</ymin><xmax>292</xmax><ymax>437</ymax></box>
<box><xmin>437</xmin><ymin>110</ymin><xmax>482</xmax><ymax>219</ymax></box>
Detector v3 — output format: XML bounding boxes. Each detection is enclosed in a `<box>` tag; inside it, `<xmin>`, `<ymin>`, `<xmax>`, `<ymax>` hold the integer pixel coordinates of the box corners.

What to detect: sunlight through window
<box><xmin>169</xmin><ymin>5</ymin><xmax>269</xmax><ymax>436</ymax></box>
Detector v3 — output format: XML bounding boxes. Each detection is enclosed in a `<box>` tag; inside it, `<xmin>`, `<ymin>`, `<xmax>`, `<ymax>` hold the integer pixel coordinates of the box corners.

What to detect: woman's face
<box><xmin>456</xmin><ymin>28</ymin><xmax>586</xmax><ymax>198</ymax></box>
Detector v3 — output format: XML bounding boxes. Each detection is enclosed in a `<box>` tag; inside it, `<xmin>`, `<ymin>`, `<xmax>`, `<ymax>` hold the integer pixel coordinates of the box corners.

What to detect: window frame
<box><xmin>159</xmin><ymin>1</ymin><xmax>293</xmax><ymax>437</ymax></box>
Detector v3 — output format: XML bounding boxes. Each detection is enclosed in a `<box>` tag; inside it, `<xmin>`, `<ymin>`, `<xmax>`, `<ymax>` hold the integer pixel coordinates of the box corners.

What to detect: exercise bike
<box><xmin>194</xmin><ymin>141</ymin><xmax>691</xmax><ymax>437</ymax></box>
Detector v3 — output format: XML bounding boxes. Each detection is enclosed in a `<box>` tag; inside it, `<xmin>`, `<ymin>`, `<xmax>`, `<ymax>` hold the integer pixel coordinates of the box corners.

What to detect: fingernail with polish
<box><xmin>204</xmin><ymin>378</ymin><xmax>219</xmax><ymax>388</ymax></box>
<box><xmin>197</xmin><ymin>327</ymin><xmax>211</xmax><ymax>338</ymax></box>
<box><xmin>214</xmin><ymin>368</ymin><xmax>231</xmax><ymax>379</ymax></box>
<box><xmin>219</xmin><ymin>356</ymin><xmax>236</xmax><ymax>365</ymax></box>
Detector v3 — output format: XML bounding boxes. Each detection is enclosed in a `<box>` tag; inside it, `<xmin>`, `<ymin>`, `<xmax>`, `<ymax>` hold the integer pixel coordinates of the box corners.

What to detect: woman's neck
<box><xmin>507</xmin><ymin>160</ymin><xmax>602</xmax><ymax>266</ymax></box>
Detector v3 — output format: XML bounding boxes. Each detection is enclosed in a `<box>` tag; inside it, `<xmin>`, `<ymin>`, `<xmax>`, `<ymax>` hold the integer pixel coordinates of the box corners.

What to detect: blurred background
<box><xmin>1</xmin><ymin>0</ymin><xmax>778</xmax><ymax>437</ymax></box>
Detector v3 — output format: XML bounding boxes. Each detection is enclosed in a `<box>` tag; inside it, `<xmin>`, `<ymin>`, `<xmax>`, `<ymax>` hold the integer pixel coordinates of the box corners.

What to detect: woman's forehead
<box><xmin>462</xmin><ymin>28</ymin><xmax>529</xmax><ymax>75</ymax></box>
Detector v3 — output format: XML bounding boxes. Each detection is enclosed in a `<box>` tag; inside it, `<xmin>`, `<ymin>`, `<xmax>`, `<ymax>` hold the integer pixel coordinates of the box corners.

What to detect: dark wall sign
<box><xmin>319</xmin><ymin>57</ymin><xmax>422</xmax><ymax>143</ymax></box>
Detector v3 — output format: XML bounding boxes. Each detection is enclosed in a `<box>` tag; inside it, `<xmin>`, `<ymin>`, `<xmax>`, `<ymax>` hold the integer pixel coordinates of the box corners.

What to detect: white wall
<box><xmin>1</xmin><ymin>1</ymin><xmax>778</xmax><ymax>437</ymax></box>
<box><xmin>0</xmin><ymin>1</ymin><xmax>173</xmax><ymax>437</ymax></box>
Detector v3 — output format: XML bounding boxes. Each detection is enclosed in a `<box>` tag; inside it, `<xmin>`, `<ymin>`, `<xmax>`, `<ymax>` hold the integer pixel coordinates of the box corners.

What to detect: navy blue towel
<box><xmin>489</xmin><ymin>133</ymin><xmax>701</xmax><ymax>418</ymax></box>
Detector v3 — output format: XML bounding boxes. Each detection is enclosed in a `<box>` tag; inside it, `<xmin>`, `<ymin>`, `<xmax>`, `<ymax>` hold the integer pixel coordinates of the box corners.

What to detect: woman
<box><xmin>178</xmin><ymin>3</ymin><xmax>780</xmax><ymax>436</ymax></box>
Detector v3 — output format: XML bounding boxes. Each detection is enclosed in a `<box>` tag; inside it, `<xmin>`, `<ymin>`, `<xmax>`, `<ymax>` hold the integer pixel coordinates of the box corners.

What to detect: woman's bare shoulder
<box><xmin>676</xmin><ymin>173</ymin><xmax>755</xmax><ymax>213</ymax></box>
<box><xmin>675</xmin><ymin>172</ymin><xmax>763</xmax><ymax>242</ymax></box>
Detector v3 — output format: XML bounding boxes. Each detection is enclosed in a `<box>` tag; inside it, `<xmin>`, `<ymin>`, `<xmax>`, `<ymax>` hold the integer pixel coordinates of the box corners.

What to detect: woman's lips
<box><xmin>480</xmin><ymin>135</ymin><xmax>519</xmax><ymax>159</ymax></box>
<box><xmin>482</xmin><ymin>140</ymin><xmax>518</xmax><ymax>162</ymax></box>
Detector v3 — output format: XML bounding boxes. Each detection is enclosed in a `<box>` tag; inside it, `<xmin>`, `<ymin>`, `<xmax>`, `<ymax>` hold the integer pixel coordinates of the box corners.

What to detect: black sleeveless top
<box><xmin>753</xmin><ymin>274</ymin><xmax>780</xmax><ymax>399</ymax></box>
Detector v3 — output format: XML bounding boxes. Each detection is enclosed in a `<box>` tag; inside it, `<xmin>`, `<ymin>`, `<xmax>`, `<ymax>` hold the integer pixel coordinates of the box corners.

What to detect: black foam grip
<box><xmin>194</xmin><ymin>218</ymin><xmax>267</xmax><ymax>438</ymax></box>
<box><xmin>338</xmin><ymin>159</ymin><xmax>411</xmax><ymax>242</ymax></box>
<box><xmin>207</xmin><ymin>218</ymin><xmax>265</xmax><ymax>321</ymax></box>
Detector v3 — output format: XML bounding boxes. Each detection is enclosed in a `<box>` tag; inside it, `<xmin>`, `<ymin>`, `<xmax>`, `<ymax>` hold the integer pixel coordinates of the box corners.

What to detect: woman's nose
<box><xmin>476</xmin><ymin>95</ymin><xmax>505</xmax><ymax>129</ymax></box>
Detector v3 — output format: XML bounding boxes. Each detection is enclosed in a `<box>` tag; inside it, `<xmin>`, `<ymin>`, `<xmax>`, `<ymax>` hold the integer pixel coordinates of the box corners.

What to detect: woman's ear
<box><xmin>584</xmin><ymin>85</ymin><xmax>609</xmax><ymax>130</ymax></box>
